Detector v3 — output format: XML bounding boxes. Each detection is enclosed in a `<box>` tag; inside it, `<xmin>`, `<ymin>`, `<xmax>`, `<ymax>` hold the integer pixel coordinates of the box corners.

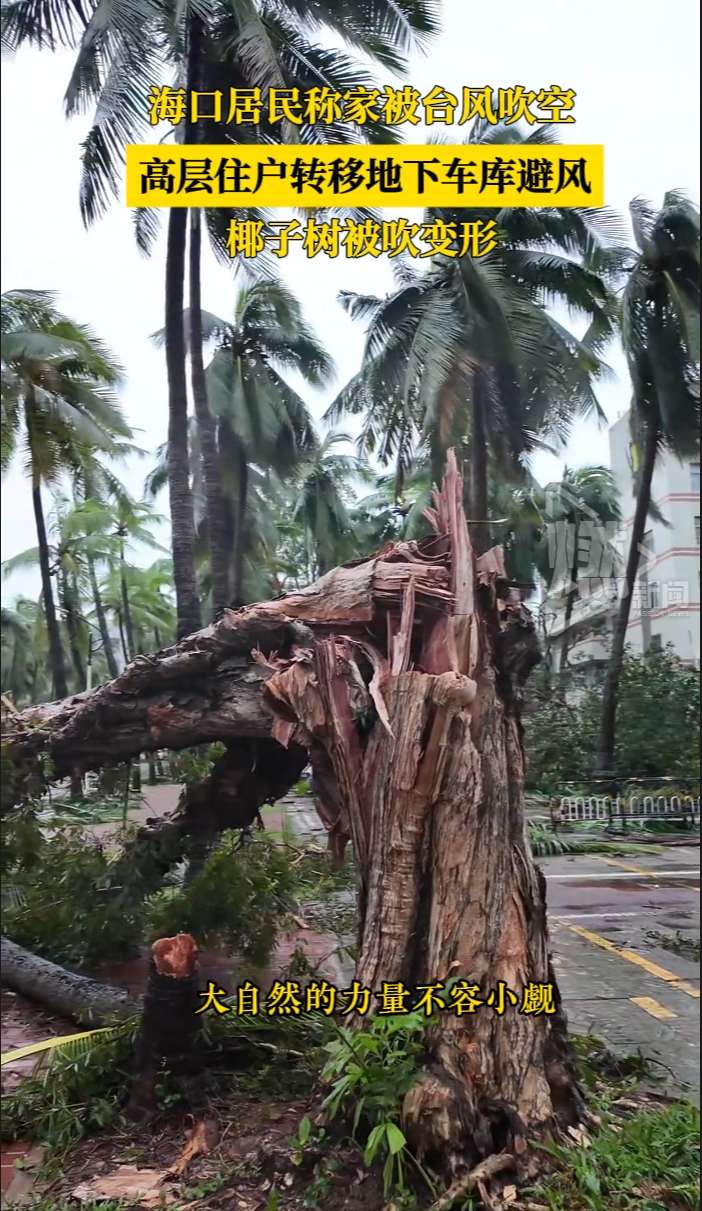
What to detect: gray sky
<box><xmin>2</xmin><ymin>0</ymin><xmax>700</xmax><ymax>602</ymax></box>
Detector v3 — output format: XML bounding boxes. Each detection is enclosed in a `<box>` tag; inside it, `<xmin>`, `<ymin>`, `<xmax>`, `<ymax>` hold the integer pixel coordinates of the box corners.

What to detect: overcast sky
<box><xmin>2</xmin><ymin>0</ymin><xmax>700</xmax><ymax>602</ymax></box>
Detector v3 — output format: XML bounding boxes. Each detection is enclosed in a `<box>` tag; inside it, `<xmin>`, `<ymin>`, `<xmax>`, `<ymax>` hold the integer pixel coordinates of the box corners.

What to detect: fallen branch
<box><xmin>1</xmin><ymin>936</ymin><xmax>138</xmax><ymax>1026</ymax></box>
<box><xmin>167</xmin><ymin>1118</ymin><xmax>220</xmax><ymax>1178</ymax></box>
<box><xmin>429</xmin><ymin>1152</ymin><xmax>515</xmax><ymax>1210</ymax></box>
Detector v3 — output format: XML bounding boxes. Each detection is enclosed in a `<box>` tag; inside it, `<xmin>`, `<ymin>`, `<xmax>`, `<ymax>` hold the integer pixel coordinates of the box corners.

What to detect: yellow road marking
<box><xmin>593</xmin><ymin>855</ymin><xmax>701</xmax><ymax>890</ymax></box>
<box><xmin>630</xmin><ymin>996</ymin><xmax>677</xmax><ymax>1020</ymax></box>
<box><xmin>594</xmin><ymin>854</ymin><xmax>658</xmax><ymax>878</ymax></box>
<box><xmin>567</xmin><ymin>925</ymin><xmax>701</xmax><ymax>999</ymax></box>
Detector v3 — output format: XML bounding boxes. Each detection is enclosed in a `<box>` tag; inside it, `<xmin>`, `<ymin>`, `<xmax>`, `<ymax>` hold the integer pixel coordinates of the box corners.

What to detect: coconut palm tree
<box><xmin>327</xmin><ymin>123</ymin><xmax>626</xmax><ymax>554</ymax></box>
<box><xmin>2</xmin><ymin>602</ymin><xmax>38</xmax><ymax>705</ymax></box>
<box><xmin>537</xmin><ymin>466</ymin><xmax>622</xmax><ymax>668</ymax></box>
<box><xmin>153</xmin><ymin>281</ymin><xmax>333</xmax><ymax>603</ymax></box>
<box><xmin>1</xmin><ymin>597</ymin><xmax>53</xmax><ymax>706</ymax></box>
<box><xmin>208</xmin><ymin>285</ymin><xmax>333</xmax><ymax>603</ymax></box>
<box><xmin>3</xmin><ymin>0</ymin><xmax>439</xmax><ymax>633</ymax></box>
<box><xmin>57</xmin><ymin>493</ymin><xmax>166</xmax><ymax>669</ymax></box>
<box><xmin>1</xmin><ymin>290</ymin><xmax>130</xmax><ymax>697</ymax></box>
<box><xmin>596</xmin><ymin>192</ymin><xmax>700</xmax><ymax>778</ymax></box>
<box><xmin>286</xmin><ymin>432</ymin><xmax>367</xmax><ymax>577</ymax></box>
<box><xmin>99</xmin><ymin>558</ymin><xmax>176</xmax><ymax>662</ymax></box>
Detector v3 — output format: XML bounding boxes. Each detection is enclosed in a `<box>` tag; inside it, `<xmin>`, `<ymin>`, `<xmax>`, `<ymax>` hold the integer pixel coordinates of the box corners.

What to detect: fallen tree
<box><xmin>1</xmin><ymin>937</ymin><xmax>138</xmax><ymax>1026</ymax></box>
<box><xmin>2</xmin><ymin>453</ymin><xmax>584</xmax><ymax>1183</ymax></box>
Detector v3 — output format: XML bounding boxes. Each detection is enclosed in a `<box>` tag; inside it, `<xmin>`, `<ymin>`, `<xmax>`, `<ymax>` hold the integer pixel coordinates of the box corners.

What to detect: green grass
<box><xmin>39</xmin><ymin>798</ymin><xmax>131</xmax><ymax>827</ymax></box>
<box><xmin>527</xmin><ymin>1100</ymin><xmax>700</xmax><ymax>1210</ymax></box>
<box><xmin>526</xmin><ymin>827</ymin><xmax>664</xmax><ymax>859</ymax></box>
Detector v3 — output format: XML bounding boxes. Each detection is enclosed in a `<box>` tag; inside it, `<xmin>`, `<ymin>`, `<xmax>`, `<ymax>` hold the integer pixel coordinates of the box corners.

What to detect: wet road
<box><xmin>544</xmin><ymin>848</ymin><xmax>699</xmax><ymax>944</ymax></box>
<box><xmin>541</xmin><ymin>848</ymin><xmax>700</xmax><ymax>1103</ymax></box>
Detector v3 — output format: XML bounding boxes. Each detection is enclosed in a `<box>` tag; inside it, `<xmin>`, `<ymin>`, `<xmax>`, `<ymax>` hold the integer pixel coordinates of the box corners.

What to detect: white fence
<box><xmin>559</xmin><ymin>794</ymin><xmax>701</xmax><ymax>824</ymax></box>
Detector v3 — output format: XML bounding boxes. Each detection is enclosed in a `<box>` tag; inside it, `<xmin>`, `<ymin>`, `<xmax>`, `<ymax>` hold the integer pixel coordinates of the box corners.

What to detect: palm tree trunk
<box><xmin>165</xmin><ymin>206</ymin><xmax>202</xmax><ymax>641</ymax></box>
<box><xmin>120</xmin><ymin>552</ymin><xmax>136</xmax><ymax>662</ymax></box>
<box><xmin>231</xmin><ymin>443</ymin><xmax>249</xmax><ymax>607</ymax></box>
<box><xmin>460</xmin><ymin>437</ymin><xmax>472</xmax><ymax>518</ymax></box>
<box><xmin>560</xmin><ymin>551</ymin><xmax>580</xmax><ymax>673</ymax></box>
<box><xmin>595</xmin><ymin>421</ymin><xmax>658</xmax><ymax>778</ymax></box>
<box><xmin>89</xmin><ymin>559</ymin><xmax>119</xmax><ymax>679</ymax></box>
<box><xmin>60</xmin><ymin>572</ymin><xmax>86</xmax><ymax>689</ymax></box>
<box><xmin>31</xmin><ymin>484</ymin><xmax>68</xmax><ymax>699</ymax></box>
<box><xmin>470</xmin><ymin>367</ymin><xmax>490</xmax><ymax>556</ymax></box>
<box><xmin>117</xmin><ymin>610</ymin><xmax>129</xmax><ymax>666</ymax></box>
<box><xmin>1</xmin><ymin>937</ymin><xmax>137</xmax><ymax>1026</ymax></box>
<box><xmin>222</xmin><ymin>491</ymin><xmax>236</xmax><ymax>592</ymax></box>
<box><xmin>188</xmin><ymin>210</ymin><xmax>230</xmax><ymax>612</ymax></box>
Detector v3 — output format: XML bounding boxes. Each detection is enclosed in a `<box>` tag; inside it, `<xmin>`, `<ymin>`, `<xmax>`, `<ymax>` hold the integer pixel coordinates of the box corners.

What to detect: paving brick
<box><xmin>1</xmin><ymin>1145</ymin><xmax>44</xmax><ymax>1203</ymax></box>
<box><xmin>1</xmin><ymin>1143</ymin><xmax>31</xmax><ymax>1194</ymax></box>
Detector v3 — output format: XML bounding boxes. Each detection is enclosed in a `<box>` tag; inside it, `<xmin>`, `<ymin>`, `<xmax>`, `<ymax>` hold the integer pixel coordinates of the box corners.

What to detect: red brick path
<box><xmin>1</xmin><ymin>1142</ymin><xmax>31</xmax><ymax>1194</ymax></box>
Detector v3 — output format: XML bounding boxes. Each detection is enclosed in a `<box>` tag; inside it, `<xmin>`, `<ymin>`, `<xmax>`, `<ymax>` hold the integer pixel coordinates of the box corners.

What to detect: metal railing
<box><xmin>557</xmin><ymin>793</ymin><xmax>700</xmax><ymax>829</ymax></box>
<box><xmin>547</xmin><ymin>775</ymin><xmax>701</xmax><ymax>832</ymax></box>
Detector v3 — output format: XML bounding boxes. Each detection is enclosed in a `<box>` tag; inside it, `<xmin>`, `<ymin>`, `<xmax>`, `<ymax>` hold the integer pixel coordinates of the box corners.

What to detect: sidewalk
<box><xmin>552</xmin><ymin>921</ymin><xmax>700</xmax><ymax>1105</ymax></box>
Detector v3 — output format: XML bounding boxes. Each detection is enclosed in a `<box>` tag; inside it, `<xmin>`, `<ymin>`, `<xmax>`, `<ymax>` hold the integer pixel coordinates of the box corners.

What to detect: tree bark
<box><xmin>89</xmin><ymin>558</ymin><xmax>119</xmax><ymax>679</ymax></box>
<box><xmin>595</xmin><ymin>420</ymin><xmax>658</xmax><ymax>779</ymax></box>
<box><xmin>117</xmin><ymin>610</ymin><xmax>129</xmax><ymax>666</ymax></box>
<box><xmin>2</xmin><ymin>614</ymin><xmax>311</xmax><ymax>780</ymax></box>
<box><xmin>559</xmin><ymin>549</ymin><xmax>580</xmax><ymax>674</ymax></box>
<box><xmin>165</xmin><ymin>206</ymin><xmax>202</xmax><ymax>641</ymax></box>
<box><xmin>470</xmin><ymin>367</ymin><xmax>490</xmax><ymax>557</ymax></box>
<box><xmin>258</xmin><ymin>454</ymin><xmax>581</xmax><ymax>1179</ymax></box>
<box><xmin>1</xmin><ymin>936</ymin><xmax>138</xmax><ymax>1026</ymax></box>
<box><xmin>60</xmin><ymin>571</ymin><xmax>86</xmax><ymax>690</ymax></box>
<box><xmin>120</xmin><ymin>553</ymin><xmax>136</xmax><ymax>662</ymax></box>
<box><xmin>231</xmin><ymin>440</ymin><xmax>249</xmax><ymax>607</ymax></box>
<box><xmin>188</xmin><ymin>212</ymin><xmax>230</xmax><ymax>611</ymax></box>
<box><xmin>31</xmin><ymin>483</ymin><xmax>68</xmax><ymax>700</ymax></box>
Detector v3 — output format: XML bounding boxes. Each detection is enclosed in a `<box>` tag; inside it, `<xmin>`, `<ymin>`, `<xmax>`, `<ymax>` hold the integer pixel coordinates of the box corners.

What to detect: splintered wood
<box><xmin>151</xmin><ymin>935</ymin><xmax>198</xmax><ymax>980</ymax></box>
<box><xmin>256</xmin><ymin>451</ymin><xmax>575</xmax><ymax>1173</ymax></box>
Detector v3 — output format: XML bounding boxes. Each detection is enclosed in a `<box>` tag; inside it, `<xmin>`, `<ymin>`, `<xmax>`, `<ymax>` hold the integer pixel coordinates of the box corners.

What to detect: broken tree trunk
<box><xmin>1</xmin><ymin>936</ymin><xmax>138</xmax><ymax>1026</ymax></box>
<box><xmin>2</xmin><ymin>452</ymin><xmax>583</xmax><ymax>1181</ymax></box>
<box><xmin>2</xmin><ymin>616</ymin><xmax>312</xmax><ymax>781</ymax></box>
<box><xmin>258</xmin><ymin>453</ymin><xmax>583</xmax><ymax>1180</ymax></box>
<box><xmin>127</xmin><ymin>934</ymin><xmax>204</xmax><ymax>1123</ymax></box>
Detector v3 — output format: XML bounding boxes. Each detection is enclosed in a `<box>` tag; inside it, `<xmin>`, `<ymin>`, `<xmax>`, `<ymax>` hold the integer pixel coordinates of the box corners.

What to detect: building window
<box><xmin>692</xmin><ymin>463</ymin><xmax>700</xmax><ymax>493</ymax></box>
<box><xmin>648</xmin><ymin>582</ymin><xmax>661</xmax><ymax>610</ymax></box>
<box><xmin>650</xmin><ymin>634</ymin><xmax>662</xmax><ymax>651</ymax></box>
<box><xmin>695</xmin><ymin>516</ymin><xmax>700</xmax><ymax>546</ymax></box>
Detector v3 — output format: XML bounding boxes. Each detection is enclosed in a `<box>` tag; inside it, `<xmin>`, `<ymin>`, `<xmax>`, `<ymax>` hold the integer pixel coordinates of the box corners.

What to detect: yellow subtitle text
<box><xmin>127</xmin><ymin>144</ymin><xmax>603</xmax><ymax>209</ymax></box>
<box><xmin>146</xmin><ymin>85</ymin><xmax>577</xmax><ymax>129</ymax></box>
<box><xmin>192</xmin><ymin>979</ymin><xmax>557</xmax><ymax>1017</ymax></box>
<box><xmin>225</xmin><ymin>218</ymin><xmax>500</xmax><ymax>260</ymax></box>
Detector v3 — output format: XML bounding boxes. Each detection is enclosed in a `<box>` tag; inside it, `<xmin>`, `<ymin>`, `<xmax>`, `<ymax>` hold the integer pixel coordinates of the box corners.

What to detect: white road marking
<box><xmin>545</xmin><ymin>869</ymin><xmax>700</xmax><ymax>882</ymax></box>
<box><xmin>552</xmin><ymin>912</ymin><xmax>640</xmax><ymax>920</ymax></box>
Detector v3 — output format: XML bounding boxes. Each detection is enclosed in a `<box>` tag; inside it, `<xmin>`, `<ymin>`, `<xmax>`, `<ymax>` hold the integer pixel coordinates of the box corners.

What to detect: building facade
<box><xmin>543</xmin><ymin>415</ymin><xmax>700</xmax><ymax>673</ymax></box>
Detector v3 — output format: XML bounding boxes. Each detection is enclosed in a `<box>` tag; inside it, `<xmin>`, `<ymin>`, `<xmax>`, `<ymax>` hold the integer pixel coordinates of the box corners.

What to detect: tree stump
<box><xmin>127</xmin><ymin>934</ymin><xmax>204</xmax><ymax>1124</ymax></box>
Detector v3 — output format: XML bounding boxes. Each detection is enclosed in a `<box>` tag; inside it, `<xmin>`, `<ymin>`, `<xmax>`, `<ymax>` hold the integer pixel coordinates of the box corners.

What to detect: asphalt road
<box><xmin>542</xmin><ymin>847</ymin><xmax>700</xmax><ymax>1103</ymax></box>
<box><xmin>283</xmin><ymin>796</ymin><xmax>701</xmax><ymax>1100</ymax></box>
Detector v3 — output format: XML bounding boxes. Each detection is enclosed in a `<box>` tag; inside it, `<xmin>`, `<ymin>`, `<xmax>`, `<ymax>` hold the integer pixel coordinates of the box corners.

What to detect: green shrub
<box><xmin>2</xmin><ymin>825</ymin><xmax>301</xmax><ymax>972</ymax></box>
<box><xmin>148</xmin><ymin>832</ymin><xmax>298</xmax><ymax>965</ymax></box>
<box><xmin>168</xmin><ymin>743</ymin><xmax>225</xmax><ymax>787</ymax></box>
<box><xmin>2</xmin><ymin>828</ymin><xmax>145</xmax><ymax>968</ymax></box>
<box><xmin>321</xmin><ymin>1011</ymin><xmax>435</xmax><ymax>1199</ymax></box>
